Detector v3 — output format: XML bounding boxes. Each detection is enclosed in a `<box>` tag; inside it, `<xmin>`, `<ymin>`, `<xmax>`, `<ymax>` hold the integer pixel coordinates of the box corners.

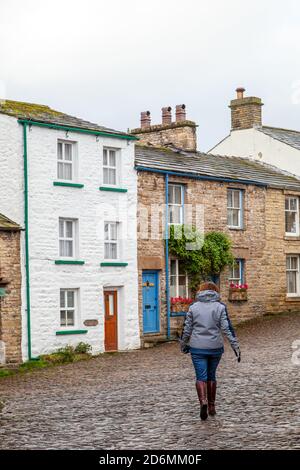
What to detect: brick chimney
<box><xmin>230</xmin><ymin>87</ymin><xmax>263</xmax><ymax>130</ymax></box>
<box><xmin>131</xmin><ymin>104</ymin><xmax>197</xmax><ymax>151</ymax></box>
<box><xmin>140</xmin><ymin>111</ymin><xmax>151</xmax><ymax>128</ymax></box>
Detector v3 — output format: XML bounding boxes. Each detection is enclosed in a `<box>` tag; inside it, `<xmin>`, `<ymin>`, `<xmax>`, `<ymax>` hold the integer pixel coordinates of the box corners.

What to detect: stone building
<box><xmin>210</xmin><ymin>87</ymin><xmax>300</xmax><ymax>177</ymax></box>
<box><xmin>0</xmin><ymin>214</ymin><xmax>22</xmax><ymax>364</ymax></box>
<box><xmin>0</xmin><ymin>99</ymin><xmax>140</xmax><ymax>361</ymax></box>
<box><xmin>132</xmin><ymin>107</ymin><xmax>300</xmax><ymax>343</ymax></box>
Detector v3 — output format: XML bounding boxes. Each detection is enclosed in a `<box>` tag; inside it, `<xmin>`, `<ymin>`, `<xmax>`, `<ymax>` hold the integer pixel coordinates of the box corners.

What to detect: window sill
<box><xmin>284</xmin><ymin>235</ymin><xmax>300</xmax><ymax>241</ymax></box>
<box><xmin>55</xmin><ymin>260</ymin><xmax>85</xmax><ymax>265</ymax></box>
<box><xmin>227</xmin><ymin>226</ymin><xmax>245</xmax><ymax>231</ymax></box>
<box><xmin>53</xmin><ymin>182</ymin><xmax>84</xmax><ymax>188</ymax></box>
<box><xmin>99</xmin><ymin>186</ymin><xmax>128</xmax><ymax>193</ymax></box>
<box><xmin>56</xmin><ymin>330</ymin><xmax>88</xmax><ymax>335</ymax></box>
<box><xmin>286</xmin><ymin>296</ymin><xmax>300</xmax><ymax>302</ymax></box>
<box><xmin>100</xmin><ymin>262</ymin><xmax>128</xmax><ymax>267</ymax></box>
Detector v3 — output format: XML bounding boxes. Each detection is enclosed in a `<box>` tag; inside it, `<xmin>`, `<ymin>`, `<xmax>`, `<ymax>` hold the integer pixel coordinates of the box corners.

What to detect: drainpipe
<box><xmin>21</xmin><ymin>122</ymin><xmax>35</xmax><ymax>361</ymax></box>
<box><xmin>165</xmin><ymin>173</ymin><xmax>171</xmax><ymax>339</ymax></box>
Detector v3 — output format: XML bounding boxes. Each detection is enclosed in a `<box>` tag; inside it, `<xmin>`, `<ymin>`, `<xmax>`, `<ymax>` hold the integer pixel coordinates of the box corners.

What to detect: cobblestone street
<box><xmin>0</xmin><ymin>313</ymin><xmax>299</xmax><ymax>450</ymax></box>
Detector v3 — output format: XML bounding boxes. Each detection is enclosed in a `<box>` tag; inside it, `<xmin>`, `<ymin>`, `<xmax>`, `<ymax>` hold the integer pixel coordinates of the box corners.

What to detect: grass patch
<box><xmin>0</xmin><ymin>343</ymin><xmax>93</xmax><ymax>380</ymax></box>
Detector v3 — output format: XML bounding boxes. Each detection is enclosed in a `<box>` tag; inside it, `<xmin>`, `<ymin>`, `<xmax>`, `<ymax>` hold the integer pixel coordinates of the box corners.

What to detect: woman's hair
<box><xmin>198</xmin><ymin>281</ymin><xmax>219</xmax><ymax>293</ymax></box>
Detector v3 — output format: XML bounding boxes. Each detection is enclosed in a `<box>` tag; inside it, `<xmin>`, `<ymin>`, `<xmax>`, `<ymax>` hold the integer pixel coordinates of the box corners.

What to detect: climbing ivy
<box><xmin>168</xmin><ymin>225</ymin><xmax>234</xmax><ymax>292</ymax></box>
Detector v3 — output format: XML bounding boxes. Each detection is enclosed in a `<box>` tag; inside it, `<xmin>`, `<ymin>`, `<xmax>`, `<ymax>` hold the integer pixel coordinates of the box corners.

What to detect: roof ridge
<box><xmin>261</xmin><ymin>125</ymin><xmax>300</xmax><ymax>134</ymax></box>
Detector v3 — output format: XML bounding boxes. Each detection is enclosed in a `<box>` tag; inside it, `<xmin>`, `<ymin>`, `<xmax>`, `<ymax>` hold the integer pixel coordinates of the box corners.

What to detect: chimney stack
<box><xmin>140</xmin><ymin>111</ymin><xmax>151</xmax><ymax>128</ymax></box>
<box><xmin>162</xmin><ymin>106</ymin><xmax>172</xmax><ymax>125</ymax></box>
<box><xmin>131</xmin><ymin>104</ymin><xmax>197</xmax><ymax>152</ymax></box>
<box><xmin>230</xmin><ymin>87</ymin><xmax>263</xmax><ymax>130</ymax></box>
<box><xmin>175</xmin><ymin>104</ymin><xmax>186</xmax><ymax>122</ymax></box>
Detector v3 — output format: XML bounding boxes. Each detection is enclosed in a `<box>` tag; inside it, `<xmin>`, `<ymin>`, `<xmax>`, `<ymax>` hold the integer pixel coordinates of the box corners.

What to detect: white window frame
<box><xmin>286</xmin><ymin>255</ymin><xmax>300</xmax><ymax>297</ymax></box>
<box><xmin>104</xmin><ymin>221</ymin><xmax>119</xmax><ymax>260</ymax></box>
<box><xmin>170</xmin><ymin>259</ymin><xmax>189</xmax><ymax>298</ymax></box>
<box><xmin>102</xmin><ymin>147</ymin><xmax>120</xmax><ymax>186</ymax></box>
<box><xmin>59</xmin><ymin>288</ymin><xmax>78</xmax><ymax>328</ymax></box>
<box><xmin>57</xmin><ymin>140</ymin><xmax>77</xmax><ymax>181</ymax></box>
<box><xmin>168</xmin><ymin>184</ymin><xmax>184</xmax><ymax>225</ymax></box>
<box><xmin>229</xmin><ymin>259</ymin><xmax>244</xmax><ymax>286</ymax></box>
<box><xmin>227</xmin><ymin>189</ymin><xmax>243</xmax><ymax>229</ymax></box>
<box><xmin>285</xmin><ymin>197</ymin><xmax>299</xmax><ymax>236</ymax></box>
<box><xmin>59</xmin><ymin>218</ymin><xmax>78</xmax><ymax>259</ymax></box>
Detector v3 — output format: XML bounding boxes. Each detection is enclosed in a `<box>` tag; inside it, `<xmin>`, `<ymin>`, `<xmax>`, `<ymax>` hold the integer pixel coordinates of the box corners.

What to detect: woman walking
<box><xmin>180</xmin><ymin>281</ymin><xmax>241</xmax><ymax>421</ymax></box>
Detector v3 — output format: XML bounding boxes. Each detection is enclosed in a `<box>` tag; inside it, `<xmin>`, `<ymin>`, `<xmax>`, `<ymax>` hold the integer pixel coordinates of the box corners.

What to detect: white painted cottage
<box><xmin>210</xmin><ymin>88</ymin><xmax>300</xmax><ymax>178</ymax></box>
<box><xmin>0</xmin><ymin>99</ymin><xmax>140</xmax><ymax>360</ymax></box>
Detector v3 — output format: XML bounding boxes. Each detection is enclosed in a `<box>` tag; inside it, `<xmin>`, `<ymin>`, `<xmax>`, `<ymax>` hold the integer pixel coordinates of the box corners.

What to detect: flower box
<box><xmin>171</xmin><ymin>297</ymin><xmax>193</xmax><ymax>312</ymax></box>
<box><xmin>228</xmin><ymin>283</ymin><xmax>248</xmax><ymax>301</ymax></box>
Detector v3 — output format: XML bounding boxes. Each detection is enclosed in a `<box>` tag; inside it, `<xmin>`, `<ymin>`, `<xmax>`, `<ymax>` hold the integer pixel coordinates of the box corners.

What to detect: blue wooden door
<box><xmin>142</xmin><ymin>271</ymin><xmax>159</xmax><ymax>334</ymax></box>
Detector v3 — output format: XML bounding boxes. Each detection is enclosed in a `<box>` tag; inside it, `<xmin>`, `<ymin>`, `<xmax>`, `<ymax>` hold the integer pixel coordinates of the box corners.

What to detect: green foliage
<box><xmin>169</xmin><ymin>225</ymin><xmax>234</xmax><ymax>291</ymax></box>
<box><xmin>19</xmin><ymin>360</ymin><xmax>48</xmax><ymax>371</ymax></box>
<box><xmin>54</xmin><ymin>345</ymin><xmax>76</xmax><ymax>363</ymax></box>
<box><xmin>74</xmin><ymin>342</ymin><xmax>92</xmax><ymax>354</ymax></box>
<box><xmin>0</xmin><ymin>369</ymin><xmax>14</xmax><ymax>378</ymax></box>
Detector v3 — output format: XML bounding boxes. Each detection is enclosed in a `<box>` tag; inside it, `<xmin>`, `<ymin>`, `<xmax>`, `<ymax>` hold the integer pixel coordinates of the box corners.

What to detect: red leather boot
<box><xmin>207</xmin><ymin>381</ymin><xmax>217</xmax><ymax>416</ymax></box>
<box><xmin>195</xmin><ymin>381</ymin><xmax>208</xmax><ymax>420</ymax></box>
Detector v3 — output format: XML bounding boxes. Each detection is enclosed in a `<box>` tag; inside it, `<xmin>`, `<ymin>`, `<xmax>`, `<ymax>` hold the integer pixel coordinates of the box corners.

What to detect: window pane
<box><xmin>109</xmin><ymin>150</ymin><xmax>116</xmax><ymax>167</ymax></box>
<box><xmin>169</xmin><ymin>206</ymin><xmax>181</xmax><ymax>224</ymax></box>
<box><xmin>67</xmin><ymin>311</ymin><xmax>74</xmax><ymax>326</ymax></box>
<box><xmin>178</xmin><ymin>283</ymin><xmax>186</xmax><ymax>297</ymax></box>
<box><xmin>67</xmin><ymin>290</ymin><xmax>74</xmax><ymax>308</ymax></box>
<box><xmin>109</xmin><ymin>168</ymin><xmax>116</xmax><ymax>185</ymax></box>
<box><xmin>66</xmin><ymin>221</ymin><xmax>73</xmax><ymax>238</ymax></box>
<box><xmin>170</xmin><ymin>260</ymin><xmax>176</xmax><ymax>276</ymax></box>
<box><xmin>65</xmin><ymin>240</ymin><xmax>73</xmax><ymax>257</ymax></box>
<box><xmin>103</xmin><ymin>168</ymin><xmax>109</xmax><ymax>184</ymax></box>
<box><xmin>59</xmin><ymin>220</ymin><xmax>64</xmax><ymax>238</ymax></box>
<box><xmin>64</xmin><ymin>144</ymin><xmax>72</xmax><ymax>161</ymax></box>
<box><xmin>287</xmin><ymin>272</ymin><xmax>297</xmax><ymax>294</ymax></box>
<box><xmin>60</xmin><ymin>290</ymin><xmax>65</xmax><ymax>308</ymax></box>
<box><xmin>289</xmin><ymin>198</ymin><xmax>297</xmax><ymax>211</ymax></box>
<box><xmin>104</xmin><ymin>223</ymin><xmax>109</xmax><ymax>240</ymax></box>
<box><xmin>58</xmin><ymin>162</ymin><xmax>64</xmax><ymax>179</ymax></box>
<box><xmin>60</xmin><ymin>311</ymin><xmax>67</xmax><ymax>326</ymax></box>
<box><xmin>63</xmin><ymin>163</ymin><xmax>72</xmax><ymax>180</ymax></box>
<box><xmin>110</xmin><ymin>243</ymin><xmax>117</xmax><ymax>259</ymax></box>
<box><xmin>227</xmin><ymin>190</ymin><xmax>233</xmax><ymax>207</ymax></box>
<box><xmin>103</xmin><ymin>149</ymin><xmax>108</xmax><ymax>166</ymax></box>
<box><xmin>110</xmin><ymin>223</ymin><xmax>117</xmax><ymax>240</ymax></box>
<box><xmin>233</xmin><ymin>190</ymin><xmax>240</xmax><ymax>208</ymax></box>
<box><xmin>104</xmin><ymin>243</ymin><xmax>110</xmax><ymax>259</ymax></box>
<box><xmin>286</xmin><ymin>212</ymin><xmax>297</xmax><ymax>233</ymax></box>
<box><xmin>57</xmin><ymin>142</ymin><xmax>63</xmax><ymax>160</ymax></box>
<box><xmin>174</xmin><ymin>186</ymin><xmax>182</xmax><ymax>204</ymax></box>
<box><xmin>170</xmin><ymin>284</ymin><xmax>176</xmax><ymax>298</ymax></box>
<box><xmin>228</xmin><ymin>208</ymin><xmax>239</xmax><ymax>226</ymax></box>
<box><xmin>168</xmin><ymin>185</ymin><xmax>174</xmax><ymax>204</ymax></box>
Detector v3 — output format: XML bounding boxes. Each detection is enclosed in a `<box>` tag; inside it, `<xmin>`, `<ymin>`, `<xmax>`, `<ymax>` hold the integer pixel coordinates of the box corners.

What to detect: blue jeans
<box><xmin>191</xmin><ymin>352</ymin><xmax>222</xmax><ymax>381</ymax></box>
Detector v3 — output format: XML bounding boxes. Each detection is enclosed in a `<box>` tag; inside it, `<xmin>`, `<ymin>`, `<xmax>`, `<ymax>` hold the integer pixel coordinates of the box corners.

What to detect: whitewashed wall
<box><xmin>211</xmin><ymin>128</ymin><xmax>300</xmax><ymax>177</ymax></box>
<box><xmin>0</xmin><ymin>115</ymin><xmax>140</xmax><ymax>359</ymax></box>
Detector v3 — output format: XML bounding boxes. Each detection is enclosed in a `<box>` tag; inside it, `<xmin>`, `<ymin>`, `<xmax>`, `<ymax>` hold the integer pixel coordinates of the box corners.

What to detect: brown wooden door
<box><xmin>104</xmin><ymin>290</ymin><xmax>118</xmax><ymax>351</ymax></box>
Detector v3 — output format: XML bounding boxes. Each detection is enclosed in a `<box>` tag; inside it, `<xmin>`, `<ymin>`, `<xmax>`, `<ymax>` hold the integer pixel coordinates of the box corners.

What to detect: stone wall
<box><xmin>131</xmin><ymin>121</ymin><xmax>197</xmax><ymax>152</ymax></box>
<box><xmin>137</xmin><ymin>170</ymin><xmax>300</xmax><ymax>339</ymax></box>
<box><xmin>230</xmin><ymin>96</ymin><xmax>263</xmax><ymax>130</ymax></box>
<box><xmin>0</xmin><ymin>229</ymin><xmax>22</xmax><ymax>363</ymax></box>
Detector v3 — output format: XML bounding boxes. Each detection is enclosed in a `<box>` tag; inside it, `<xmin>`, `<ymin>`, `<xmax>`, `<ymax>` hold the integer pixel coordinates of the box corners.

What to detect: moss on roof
<box><xmin>0</xmin><ymin>214</ymin><xmax>21</xmax><ymax>230</ymax></box>
<box><xmin>0</xmin><ymin>98</ymin><xmax>128</xmax><ymax>136</ymax></box>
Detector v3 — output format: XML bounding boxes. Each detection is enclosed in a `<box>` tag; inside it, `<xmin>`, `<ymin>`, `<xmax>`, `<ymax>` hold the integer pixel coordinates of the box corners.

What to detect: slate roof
<box><xmin>259</xmin><ymin>126</ymin><xmax>300</xmax><ymax>151</ymax></box>
<box><xmin>0</xmin><ymin>214</ymin><xmax>21</xmax><ymax>231</ymax></box>
<box><xmin>0</xmin><ymin>99</ymin><xmax>131</xmax><ymax>137</ymax></box>
<box><xmin>135</xmin><ymin>145</ymin><xmax>300</xmax><ymax>191</ymax></box>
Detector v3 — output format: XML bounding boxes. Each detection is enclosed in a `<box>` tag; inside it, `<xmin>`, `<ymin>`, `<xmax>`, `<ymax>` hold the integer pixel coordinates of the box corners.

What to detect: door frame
<box><xmin>104</xmin><ymin>289</ymin><xmax>118</xmax><ymax>351</ymax></box>
<box><xmin>142</xmin><ymin>270</ymin><xmax>160</xmax><ymax>334</ymax></box>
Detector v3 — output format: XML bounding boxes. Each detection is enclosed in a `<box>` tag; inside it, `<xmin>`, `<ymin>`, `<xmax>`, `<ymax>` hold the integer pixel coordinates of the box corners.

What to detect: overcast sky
<box><xmin>1</xmin><ymin>0</ymin><xmax>300</xmax><ymax>151</ymax></box>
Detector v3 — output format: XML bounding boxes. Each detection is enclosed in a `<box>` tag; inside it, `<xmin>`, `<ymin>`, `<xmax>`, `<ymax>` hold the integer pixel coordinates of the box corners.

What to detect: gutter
<box><xmin>135</xmin><ymin>166</ymin><xmax>268</xmax><ymax>188</ymax></box>
<box><xmin>21</xmin><ymin>123</ymin><xmax>38</xmax><ymax>361</ymax></box>
<box><xmin>18</xmin><ymin>119</ymin><xmax>138</xmax><ymax>140</ymax></box>
<box><xmin>165</xmin><ymin>173</ymin><xmax>170</xmax><ymax>340</ymax></box>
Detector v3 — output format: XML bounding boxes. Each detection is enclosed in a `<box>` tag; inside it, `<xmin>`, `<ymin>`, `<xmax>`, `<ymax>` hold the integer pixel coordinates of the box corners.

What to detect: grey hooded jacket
<box><xmin>181</xmin><ymin>290</ymin><xmax>239</xmax><ymax>352</ymax></box>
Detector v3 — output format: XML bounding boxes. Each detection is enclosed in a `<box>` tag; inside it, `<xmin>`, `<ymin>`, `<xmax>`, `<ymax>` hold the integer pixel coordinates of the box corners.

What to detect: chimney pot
<box><xmin>236</xmin><ymin>87</ymin><xmax>246</xmax><ymax>99</ymax></box>
<box><xmin>175</xmin><ymin>104</ymin><xmax>186</xmax><ymax>122</ymax></box>
<box><xmin>162</xmin><ymin>106</ymin><xmax>172</xmax><ymax>125</ymax></box>
<box><xmin>140</xmin><ymin>110</ymin><xmax>151</xmax><ymax>128</ymax></box>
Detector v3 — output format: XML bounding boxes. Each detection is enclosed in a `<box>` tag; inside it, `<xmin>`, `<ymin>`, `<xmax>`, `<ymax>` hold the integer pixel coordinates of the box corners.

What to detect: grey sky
<box><xmin>1</xmin><ymin>0</ymin><xmax>300</xmax><ymax>151</ymax></box>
